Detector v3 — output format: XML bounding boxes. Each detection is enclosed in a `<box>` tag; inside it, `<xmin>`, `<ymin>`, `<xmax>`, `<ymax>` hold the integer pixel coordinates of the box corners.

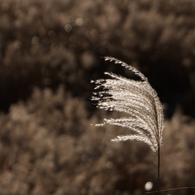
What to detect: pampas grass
<box><xmin>91</xmin><ymin>57</ymin><xmax>164</xmax><ymax>194</ymax></box>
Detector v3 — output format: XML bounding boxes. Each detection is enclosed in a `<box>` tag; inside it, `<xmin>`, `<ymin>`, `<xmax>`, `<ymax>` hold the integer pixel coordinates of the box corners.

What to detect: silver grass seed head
<box><xmin>91</xmin><ymin>57</ymin><xmax>164</xmax><ymax>153</ymax></box>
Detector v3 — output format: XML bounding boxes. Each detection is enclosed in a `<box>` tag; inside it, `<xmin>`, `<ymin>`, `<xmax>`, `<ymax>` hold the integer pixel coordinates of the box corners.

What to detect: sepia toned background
<box><xmin>0</xmin><ymin>0</ymin><xmax>195</xmax><ymax>194</ymax></box>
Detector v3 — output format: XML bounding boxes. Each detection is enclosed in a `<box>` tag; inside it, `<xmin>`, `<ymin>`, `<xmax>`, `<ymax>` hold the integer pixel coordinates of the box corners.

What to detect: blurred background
<box><xmin>0</xmin><ymin>0</ymin><xmax>195</xmax><ymax>194</ymax></box>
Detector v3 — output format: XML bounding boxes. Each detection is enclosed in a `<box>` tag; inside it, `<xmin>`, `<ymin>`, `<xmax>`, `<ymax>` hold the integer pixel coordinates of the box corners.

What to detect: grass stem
<box><xmin>157</xmin><ymin>146</ymin><xmax>160</xmax><ymax>195</ymax></box>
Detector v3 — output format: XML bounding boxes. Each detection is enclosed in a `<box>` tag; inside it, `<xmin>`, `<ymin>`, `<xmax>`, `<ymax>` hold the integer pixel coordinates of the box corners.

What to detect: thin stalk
<box><xmin>146</xmin><ymin>186</ymin><xmax>195</xmax><ymax>194</ymax></box>
<box><xmin>157</xmin><ymin>145</ymin><xmax>161</xmax><ymax>195</ymax></box>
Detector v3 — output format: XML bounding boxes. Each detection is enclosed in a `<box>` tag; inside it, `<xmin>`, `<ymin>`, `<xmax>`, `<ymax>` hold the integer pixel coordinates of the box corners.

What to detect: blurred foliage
<box><xmin>0</xmin><ymin>0</ymin><xmax>195</xmax><ymax>194</ymax></box>
<box><xmin>0</xmin><ymin>0</ymin><xmax>195</xmax><ymax>115</ymax></box>
<box><xmin>0</xmin><ymin>87</ymin><xmax>155</xmax><ymax>194</ymax></box>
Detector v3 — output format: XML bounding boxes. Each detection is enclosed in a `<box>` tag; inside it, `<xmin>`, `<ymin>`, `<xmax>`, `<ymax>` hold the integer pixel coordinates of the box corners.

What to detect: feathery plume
<box><xmin>91</xmin><ymin>57</ymin><xmax>164</xmax><ymax>153</ymax></box>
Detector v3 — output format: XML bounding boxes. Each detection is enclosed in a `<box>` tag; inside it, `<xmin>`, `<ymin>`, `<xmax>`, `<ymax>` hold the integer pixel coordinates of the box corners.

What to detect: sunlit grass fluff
<box><xmin>91</xmin><ymin>57</ymin><xmax>164</xmax><ymax>153</ymax></box>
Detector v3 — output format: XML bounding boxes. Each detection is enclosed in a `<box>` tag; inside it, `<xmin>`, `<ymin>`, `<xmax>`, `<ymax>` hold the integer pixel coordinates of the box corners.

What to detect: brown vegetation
<box><xmin>0</xmin><ymin>0</ymin><xmax>195</xmax><ymax>194</ymax></box>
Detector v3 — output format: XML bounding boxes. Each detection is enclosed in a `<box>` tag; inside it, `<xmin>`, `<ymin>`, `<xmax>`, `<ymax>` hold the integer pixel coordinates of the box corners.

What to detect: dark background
<box><xmin>0</xmin><ymin>0</ymin><xmax>195</xmax><ymax>194</ymax></box>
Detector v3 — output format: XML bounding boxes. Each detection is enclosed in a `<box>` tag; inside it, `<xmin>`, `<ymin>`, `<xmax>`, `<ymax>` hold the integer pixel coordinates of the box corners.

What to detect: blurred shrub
<box><xmin>0</xmin><ymin>86</ymin><xmax>155</xmax><ymax>195</ymax></box>
<box><xmin>0</xmin><ymin>87</ymin><xmax>195</xmax><ymax>194</ymax></box>
<box><xmin>161</xmin><ymin>110</ymin><xmax>195</xmax><ymax>194</ymax></box>
<box><xmin>0</xmin><ymin>0</ymin><xmax>195</xmax><ymax>116</ymax></box>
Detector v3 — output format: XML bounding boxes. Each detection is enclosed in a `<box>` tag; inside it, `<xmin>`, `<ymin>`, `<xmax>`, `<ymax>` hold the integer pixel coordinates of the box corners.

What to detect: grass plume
<box><xmin>91</xmin><ymin>57</ymin><xmax>164</xmax><ymax>194</ymax></box>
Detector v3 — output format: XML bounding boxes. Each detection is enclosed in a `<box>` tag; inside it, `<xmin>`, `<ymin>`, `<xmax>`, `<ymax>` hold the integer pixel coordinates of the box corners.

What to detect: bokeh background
<box><xmin>0</xmin><ymin>0</ymin><xmax>195</xmax><ymax>194</ymax></box>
